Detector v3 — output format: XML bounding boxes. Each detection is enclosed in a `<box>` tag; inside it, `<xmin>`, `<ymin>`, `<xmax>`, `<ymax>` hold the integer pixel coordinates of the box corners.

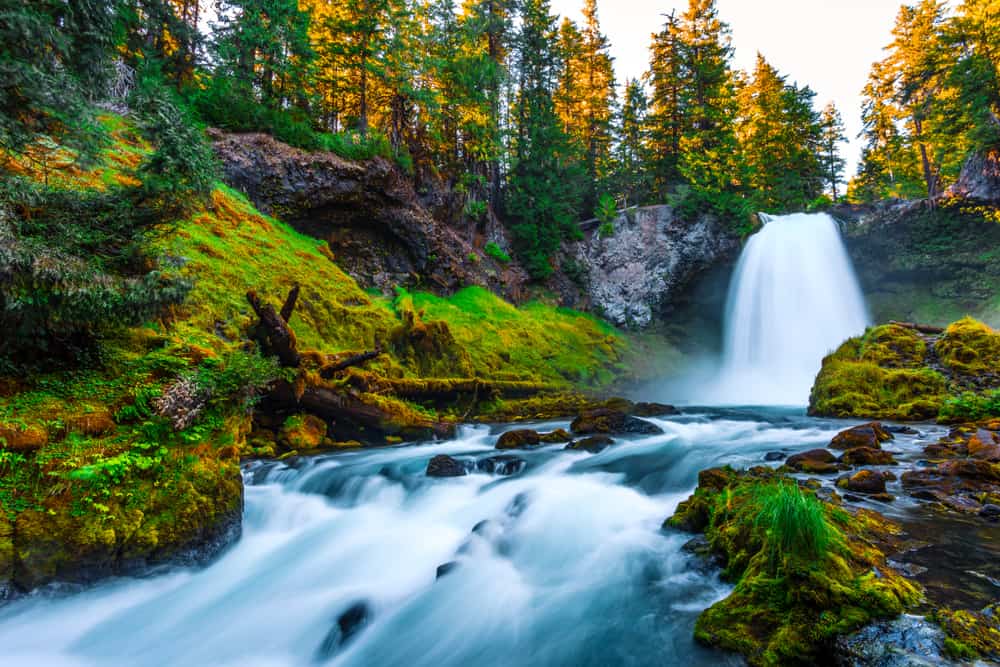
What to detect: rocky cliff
<box><xmin>211</xmin><ymin>131</ymin><xmax>527</xmax><ymax>301</ymax></box>
<box><xmin>832</xmin><ymin>199</ymin><xmax>1000</xmax><ymax>328</ymax></box>
<box><xmin>551</xmin><ymin>206</ymin><xmax>742</xmax><ymax>329</ymax></box>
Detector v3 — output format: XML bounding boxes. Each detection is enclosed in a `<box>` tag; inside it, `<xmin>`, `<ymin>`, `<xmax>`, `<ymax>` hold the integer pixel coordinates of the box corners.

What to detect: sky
<box><xmin>550</xmin><ymin>0</ymin><xmax>903</xmax><ymax>178</ymax></box>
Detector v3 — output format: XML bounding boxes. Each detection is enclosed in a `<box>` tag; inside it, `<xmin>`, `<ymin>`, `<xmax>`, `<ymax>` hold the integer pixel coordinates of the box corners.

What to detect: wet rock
<box><xmin>680</xmin><ymin>535</ymin><xmax>724</xmax><ymax>574</ymax></box>
<box><xmin>869</xmin><ymin>493</ymin><xmax>896</xmax><ymax>503</ymax></box>
<box><xmin>815</xmin><ymin>487</ymin><xmax>842</xmax><ymax>504</ymax></box>
<box><xmin>570</xmin><ymin>408</ymin><xmax>664</xmax><ymax>436</ymax></box>
<box><xmin>496</xmin><ymin>429</ymin><xmax>540</xmax><ymax>450</ymax></box>
<box><xmin>632</xmin><ymin>402</ymin><xmax>680</xmax><ymax>417</ymax></box>
<box><xmin>886</xmin><ymin>425</ymin><xmax>921</xmax><ymax>436</ymax></box>
<box><xmin>786</xmin><ymin>449</ymin><xmax>839</xmax><ymax>474</ymax></box>
<box><xmin>969</xmin><ymin>428</ymin><xmax>1000</xmax><ymax>462</ymax></box>
<box><xmin>538</xmin><ymin>428</ymin><xmax>572</xmax><ymax>444</ymax></box>
<box><xmin>426</xmin><ymin>455</ymin><xmax>468</xmax><ymax>477</ymax></box>
<box><xmin>937</xmin><ymin>459</ymin><xmax>1000</xmax><ymax>481</ymax></box>
<box><xmin>764</xmin><ymin>451</ymin><xmax>787</xmax><ymax>462</ymax></box>
<box><xmin>565</xmin><ymin>435</ymin><xmax>615</xmax><ymax>453</ymax></box>
<box><xmin>835</xmin><ymin>614</ymin><xmax>955</xmax><ymax>667</ymax></box>
<box><xmin>476</xmin><ymin>455</ymin><xmax>525</xmax><ymax>476</ymax></box>
<box><xmin>436</xmin><ymin>561</ymin><xmax>459</xmax><ymax>579</ymax></box>
<box><xmin>841</xmin><ymin>470</ymin><xmax>887</xmax><ymax>495</ymax></box>
<box><xmin>840</xmin><ymin>447</ymin><xmax>897</xmax><ymax>466</ymax></box>
<box><xmin>830</xmin><ymin>422</ymin><xmax>894</xmax><ymax>451</ymax></box>
<box><xmin>981</xmin><ymin>504</ymin><xmax>1000</xmax><ymax>519</ymax></box>
<box><xmin>315</xmin><ymin>600</ymin><xmax>372</xmax><ymax>660</ymax></box>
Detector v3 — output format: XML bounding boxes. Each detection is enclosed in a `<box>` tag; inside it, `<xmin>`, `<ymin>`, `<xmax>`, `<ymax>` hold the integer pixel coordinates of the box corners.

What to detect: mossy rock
<box><xmin>669</xmin><ymin>467</ymin><xmax>921</xmax><ymax>666</ymax></box>
<box><xmin>935</xmin><ymin>317</ymin><xmax>1000</xmax><ymax>376</ymax></box>
<box><xmin>279</xmin><ymin>414</ymin><xmax>328</xmax><ymax>451</ymax></box>
<box><xmin>934</xmin><ymin>606</ymin><xmax>1000</xmax><ymax>662</ymax></box>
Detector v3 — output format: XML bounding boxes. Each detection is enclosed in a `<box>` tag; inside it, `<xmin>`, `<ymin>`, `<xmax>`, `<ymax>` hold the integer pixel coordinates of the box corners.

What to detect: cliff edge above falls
<box><xmin>211</xmin><ymin>130</ymin><xmax>527</xmax><ymax>301</ymax></box>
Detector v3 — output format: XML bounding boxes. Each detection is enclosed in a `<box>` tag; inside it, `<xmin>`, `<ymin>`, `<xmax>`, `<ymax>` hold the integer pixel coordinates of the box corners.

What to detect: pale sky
<box><xmin>551</xmin><ymin>0</ymin><xmax>904</xmax><ymax>178</ymax></box>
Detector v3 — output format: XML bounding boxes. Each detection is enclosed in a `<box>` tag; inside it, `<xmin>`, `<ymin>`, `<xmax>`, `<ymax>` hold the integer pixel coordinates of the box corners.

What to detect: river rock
<box><xmin>436</xmin><ymin>561</ymin><xmax>459</xmax><ymax>579</ymax></box>
<box><xmin>830</xmin><ymin>422</ymin><xmax>894</xmax><ymax>451</ymax></box>
<box><xmin>840</xmin><ymin>470</ymin><xmax>888</xmax><ymax>495</ymax></box>
<box><xmin>496</xmin><ymin>429</ymin><xmax>540</xmax><ymax>449</ymax></box>
<box><xmin>969</xmin><ymin>428</ymin><xmax>1000</xmax><ymax>462</ymax></box>
<box><xmin>315</xmin><ymin>600</ymin><xmax>372</xmax><ymax>660</ymax></box>
<box><xmin>565</xmin><ymin>435</ymin><xmax>615</xmax><ymax>453</ymax></box>
<box><xmin>476</xmin><ymin>455</ymin><xmax>525</xmax><ymax>476</ymax></box>
<box><xmin>764</xmin><ymin>451</ymin><xmax>788</xmax><ymax>462</ymax></box>
<box><xmin>570</xmin><ymin>408</ymin><xmax>663</xmax><ymax>436</ymax></box>
<box><xmin>786</xmin><ymin>449</ymin><xmax>839</xmax><ymax>474</ymax></box>
<box><xmin>835</xmin><ymin>614</ymin><xmax>957</xmax><ymax>667</ymax></box>
<box><xmin>840</xmin><ymin>447</ymin><xmax>897</xmax><ymax>466</ymax></box>
<box><xmin>632</xmin><ymin>402</ymin><xmax>680</xmax><ymax>417</ymax></box>
<box><xmin>538</xmin><ymin>428</ymin><xmax>572</xmax><ymax>444</ymax></box>
<box><xmin>426</xmin><ymin>455</ymin><xmax>468</xmax><ymax>477</ymax></box>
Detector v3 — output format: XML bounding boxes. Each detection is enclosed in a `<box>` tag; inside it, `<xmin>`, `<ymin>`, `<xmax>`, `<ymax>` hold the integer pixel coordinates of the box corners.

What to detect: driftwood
<box><xmin>320</xmin><ymin>344</ymin><xmax>384</xmax><ymax>379</ymax></box>
<box><xmin>247</xmin><ymin>287</ymin><xmax>301</xmax><ymax>368</ymax></box>
<box><xmin>264</xmin><ymin>381</ymin><xmax>454</xmax><ymax>442</ymax></box>
<box><xmin>889</xmin><ymin>320</ymin><xmax>946</xmax><ymax>335</ymax></box>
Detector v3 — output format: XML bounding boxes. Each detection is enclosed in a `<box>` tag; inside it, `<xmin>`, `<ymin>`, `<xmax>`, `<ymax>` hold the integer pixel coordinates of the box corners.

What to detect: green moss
<box><xmin>669</xmin><ymin>468</ymin><xmax>921</xmax><ymax>666</ymax></box>
<box><xmin>935</xmin><ymin>317</ymin><xmax>1000</xmax><ymax>376</ymax></box>
<box><xmin>934</xmin><ymin>606</ymin><xmax>1000</xmax><ymax>662</ymax></box>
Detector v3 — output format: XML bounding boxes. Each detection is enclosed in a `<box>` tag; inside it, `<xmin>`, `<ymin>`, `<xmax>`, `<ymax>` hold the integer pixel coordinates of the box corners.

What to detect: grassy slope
<box><xmin>0</xmin><ymin>116</ymin><xmax>654</xmax><ymax>589</ymax></box>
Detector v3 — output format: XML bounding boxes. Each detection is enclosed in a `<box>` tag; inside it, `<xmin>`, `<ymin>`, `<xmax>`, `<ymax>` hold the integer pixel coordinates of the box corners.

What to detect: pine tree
<box><xmin>507</xmin><ymin>0</ymin><xmax>584</xmax><ymax>279</ymax></box>
<box><xmin>818</xmin><ymin>102</ymin><xmax>847</xmax><ymax>200</ymax></box>
<box><xmin>0</xmin><ymin>0</ymin><xmax>116</xmax><ymax>161</ymax></box>
<box><xmin>616</xmin><ymin>78</ymin><xmax>651</xmax><ymax>206</ymax></box>
<box><xmin>212</xmin><ymin>0</ymin><xmax>313</xmax><ymax>113</ymax></box>
<box><xmin>646</xmin><ymin>11</ymin><xmax>685</xmax><ymax>197</ymax></box>
<box><xmin>676</xmin><ymin>0</ymin><xmax>741</xmax><ymax>193</ymax></box>
<box><xmin>737</xmin><ymin>53</ymin><xmax>823</xmax><ymax>210</ymax></box>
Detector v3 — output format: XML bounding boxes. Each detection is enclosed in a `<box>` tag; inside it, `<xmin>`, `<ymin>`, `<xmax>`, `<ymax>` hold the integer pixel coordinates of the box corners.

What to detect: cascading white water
<box><xmin>714</xmin><ymin>212</ymin><xmax>869</xmax><ymax>405</ymax></box>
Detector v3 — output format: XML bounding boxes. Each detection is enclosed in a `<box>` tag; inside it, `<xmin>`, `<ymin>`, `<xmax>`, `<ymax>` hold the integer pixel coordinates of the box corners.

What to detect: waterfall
<box><xmin>714</xmin><ymin>212</ymin><xmax>869</xmax><ymax>405</ymax></box>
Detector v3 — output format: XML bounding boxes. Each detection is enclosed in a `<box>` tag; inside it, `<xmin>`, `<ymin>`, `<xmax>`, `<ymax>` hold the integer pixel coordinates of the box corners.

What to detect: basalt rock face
<box><xmin>553</xmin><ymin>206</ymin><xmax>741</xmax><ymax>329</ymax></box>
<box><xmin>948</xmin><ymin>149</ymin><xmax>1000</xmax><ymax>203</ymax></box>
<box><xmin>832</xmin><ymin>199</ymin><xmax>1000</xmax><ymax>327</ymax></box>
<box><xmin>211</xmin><ymin>131</ymin><xmax>526</xmax><ymax>300</ymax></box>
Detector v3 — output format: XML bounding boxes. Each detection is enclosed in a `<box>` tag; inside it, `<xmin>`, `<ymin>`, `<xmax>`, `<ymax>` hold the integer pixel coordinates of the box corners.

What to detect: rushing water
<box><xmin>0</xmin><ymin>410</ymin><xmax>873</xmax><ymax>667</ymax></box>
<box><xmin>713</xmin><ymin>212</ymin><xmax>870</xmax><ymax>405</ymax></box>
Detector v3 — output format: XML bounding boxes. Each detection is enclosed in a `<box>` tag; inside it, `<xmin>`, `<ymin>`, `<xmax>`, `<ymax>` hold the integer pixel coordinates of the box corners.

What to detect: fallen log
<box><xmin>889</xmin><ymin>320</ymin><xmax>945</xmax><ymax>335</ymax></box>
<box><xmin>248</xmin><ymin>287</ymin><xmax>301</xmax><ymax>368</ymax></box>
<box><xmin>319</xmin><ymin>344</ymin><xmax>384</xmax><ymax>378</ymax></box>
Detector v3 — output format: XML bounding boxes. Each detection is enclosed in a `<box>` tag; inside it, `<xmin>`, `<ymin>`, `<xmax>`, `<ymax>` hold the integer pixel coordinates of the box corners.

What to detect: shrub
<box><xmin>752</xmin><ymin>482</ymin><xmax>840</xmax><ymax>568</ymax></box>
<box><xmin>484</xmin><ymin>242</ymin><xmax>510</xmax><ymax>264</ymax></box>
<box><xmin>594</xmin><ymin>192</ymin><xmax>617</xmax><ymax>225</ymax></box>
<box><xmin>673</xmin><ymin>186</ymin><xmax>757</xmax><ymax>235</ymax></box>
<box><xmin>939</xmin><ymin>389</ymin><xmax>1000</xmax><ymax>422</ymax></box>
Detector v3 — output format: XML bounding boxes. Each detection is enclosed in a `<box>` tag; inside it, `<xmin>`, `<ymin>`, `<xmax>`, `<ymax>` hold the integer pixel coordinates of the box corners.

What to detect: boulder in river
<box><xmin>496</xmin><ymin>429</ymin><xmax>541</xmax><ymax>449</ymax></box>
<box><xmin>632</xmin><ymin>402</ymin><xmax>680</xmax><ymax>417</ymax></box>
<box><xmin>538</xmin><ymin>428</ymin><xmax>572</xmax><ymax>444</ymax></box>
<box><xmin>840</xmin><ymin>447</ymin><xmax>897</xmax><ymax>466</ymax></box>
<box><xmin>315</xmin><ymin>600</ymin><xmax>372</xmax><ymax>660</ymax></box>
<box><xmin>830</xmin><ymin>422</ymin><xmax>894</xmax><ymax>451</ymax></box>
<box><xmin>426</xmin><ymin>455</ymin><xmax>468</xmax><ymax>477</ymax></box>
<box><xmin>785</xmin><ymin>449</ymin><xmax>838</xmax><ymax>474</ymax></box>
<box><xmin>570</xmin><ymin>408</ymin><xmax>663</xmax><ymax>436</ymax></box>
<box><xmin>476</xmin><ymin>455</ymin><xmax>526</xmax><ymax>476</ymax></box>
<box><xmin>565</xmin><ymin>435</ymin><xmax>615</xmax><ymax>453</ymax></box>
<box><xmin>839</xmin><ymin>470</ymin><xmax>888</xmax><ymax>495</ymax></box>
<box><xmin>835</xmin><ymin>614</ymin><xmax>955</xmax><ymax>667</ymax></box>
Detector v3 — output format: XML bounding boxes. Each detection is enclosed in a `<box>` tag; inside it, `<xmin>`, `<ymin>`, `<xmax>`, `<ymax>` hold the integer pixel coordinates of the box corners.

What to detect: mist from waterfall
<box><xmin>710</xmin><ymin>212</ymin><xmax>870</xmax><ymax>405</ymax></box>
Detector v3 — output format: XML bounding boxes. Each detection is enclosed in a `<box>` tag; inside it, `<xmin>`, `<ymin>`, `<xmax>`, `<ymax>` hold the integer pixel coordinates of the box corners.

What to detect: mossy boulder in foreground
<box><xmin>810</xmin><ymin>318</ymin><xmax>1000</xmax><ymax>422</ymax></box>
<box><xmin>667</xmin><ymin>467</ymin><xmax>920</xmax><ymax>666</ymax></box>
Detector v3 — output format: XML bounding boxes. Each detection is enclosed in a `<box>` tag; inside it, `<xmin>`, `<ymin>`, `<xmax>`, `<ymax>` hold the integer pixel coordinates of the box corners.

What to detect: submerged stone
<box><xmin>426</xmin><ymin>455</ymin><xmax>468</xmax><ymax>477</ymax></box>
<box><xmin>565</xmin><ymin>435</ymin><xmax>615</xmax><ymax>453</ymax></box>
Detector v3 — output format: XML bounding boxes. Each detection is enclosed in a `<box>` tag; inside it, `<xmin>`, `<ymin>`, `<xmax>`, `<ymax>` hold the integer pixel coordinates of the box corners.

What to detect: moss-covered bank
<box><xmin>0</xmin><ymin>116</ymin><xmax>666</xmax><ymax>595</ymax></box>
<box><xmin>810</xmin><ymin>318</ymin><xmax>1000</xmax><ymax>422</ymax></box>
